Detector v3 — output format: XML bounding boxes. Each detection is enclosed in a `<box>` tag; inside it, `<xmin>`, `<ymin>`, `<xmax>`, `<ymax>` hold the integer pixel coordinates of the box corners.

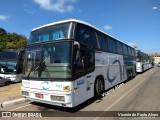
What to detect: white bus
<box><xmin>0</xmin><ymin>49</ymin><xmax>24</xmax><ymax>82</ymax></box>
<box><xmin>21</xmin><ymin>19</ymin><xmax>136</xmax><ymax>107</ymax></box>
<box><xmin>136</xmin><ymin>50</ymin><xmax>152</xmax><ymax>73</ymax></box>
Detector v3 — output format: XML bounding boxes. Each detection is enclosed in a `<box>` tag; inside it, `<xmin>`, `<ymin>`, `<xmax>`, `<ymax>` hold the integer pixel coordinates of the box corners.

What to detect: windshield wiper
<box><xmin>43</xmin><ymin>66</ymin><xmax>54</xmax><ymax>81</ymax></box>
<box><xmin>26</xmin><ymin>57</ymin><xmax>52</xmax><ymax>79</ymax></box>
<box><xmin>27</xmin><ymin>64</ymin><xmax>39</xmax><ymax>79</ymax></box>
<box><xmin>38</xmin><ymin>58</ymin><xmax>54</xmax><ymax>80</ymax></box>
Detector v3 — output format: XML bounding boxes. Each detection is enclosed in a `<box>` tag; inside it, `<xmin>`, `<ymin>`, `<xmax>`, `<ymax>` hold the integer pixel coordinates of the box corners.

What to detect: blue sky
<box><xmin>0</xmin><ymin>0</ymin><xmax>160</xmax><ymax>54</ymax></box>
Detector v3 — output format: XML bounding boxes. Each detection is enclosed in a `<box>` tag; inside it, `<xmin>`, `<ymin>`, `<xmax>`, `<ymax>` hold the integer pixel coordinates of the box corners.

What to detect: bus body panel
<box><xmin>22</xmin><ymin>86</ymin><xmax>74</xmax><ymax>107</ymax></box>
<box><xmin>96</xmin><ymin>52</ymin><xmax>126</xmax><ymax>89</ymax></box>
<box><xmin>22</xmin><ymin>79</ymin><xmax>74</xmax><ymax>107</ymax></box>
<box><xmin>22</xmin><ymin>51</ymin><xmax>136</xmax><ymax>108</ymax></box>
<box><xmin>0</xmin><ymin>73</ymin><xmax>22</xmax><ymax>82</ymax></box>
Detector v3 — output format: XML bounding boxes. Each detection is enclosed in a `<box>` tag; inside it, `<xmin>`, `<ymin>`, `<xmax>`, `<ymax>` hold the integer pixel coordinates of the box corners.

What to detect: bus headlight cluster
<box><xmin>50</xmin><ymin>95</ymin><xmax>65</xmax><ymax>102</ymax></box>
<box><xmin>22</xmin><ymin>91</ymin><xmax>29</xmax><ymax>96</ymax></box>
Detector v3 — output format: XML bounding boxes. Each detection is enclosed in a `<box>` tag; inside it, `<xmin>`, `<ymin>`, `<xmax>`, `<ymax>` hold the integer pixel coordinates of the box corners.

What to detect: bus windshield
<box><xmin>0</xmin><ymin>51</ymin><xmax>17</xmax><ymax>60</ymax></box>
<box><xmin>0</xmin><ymin>51</ymin><xmax>17</xmax><ymax>74</ymax></box>
<box><xmin>0</xmin><ymin>62</ymin><xmax>17</xmax><ymax>74</ymax></box>
<box><xmin>23</xmin><ymin>42</ymin><xmax>72</xmax><ymax>79</ymax></box>
<box><xmin>28</xmin><ymin>22</ymin><xmax>74</xmax><ymax>45</ymax></box>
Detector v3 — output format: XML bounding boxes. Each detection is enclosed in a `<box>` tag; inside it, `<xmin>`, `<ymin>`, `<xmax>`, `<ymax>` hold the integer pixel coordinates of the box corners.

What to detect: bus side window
<box><xmin>76</xmin><ymin>23</ymin><xmax>98</xmax><ymax>49</ymax></box>
<box><xmin>74</xmin><ymin>45</ymin><xmax>95</xmax><ymax>77</ymax></box>
<box><xmin>108</xmin><ymin>38</ymin><xmax>117</xmax><ymax>53</ymax></box>
<box><xmin>52</xmin><ymin>31</ymin><xmax>65</xmax><ymax>40</ymax></box>
<box><xmin>85</xmin><ymin>48</ymin><xmax>95</xmax><ymax>72</ymax></box>
<box><xmin>74</xmin><ymin>49</ymin><xmax>85</xmax><ymax>71</ymax></box>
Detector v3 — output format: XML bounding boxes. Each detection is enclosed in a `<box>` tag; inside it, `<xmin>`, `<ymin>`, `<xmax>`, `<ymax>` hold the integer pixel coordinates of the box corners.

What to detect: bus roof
<box><xmin>136</xmin><ymin>50</ymin><xmax>148</xmax><ymax>55</ymax></box>
<box><xmin>32</xmin><ymin>19</ymin><xmax>134</xmax><ymax>49</ymax></box>
<box><xmin>2</xmin><ymin>49</ymin><xmax>24</xmax><ymax>52</ymax></box>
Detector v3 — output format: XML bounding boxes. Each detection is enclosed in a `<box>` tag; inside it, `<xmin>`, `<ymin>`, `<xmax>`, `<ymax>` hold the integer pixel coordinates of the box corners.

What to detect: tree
<box><xmin>0</xmin><ymin>28</ymin><xmax>27</xmax><ymax>51</ymax></box>
<box><xmin>0</xmin><ymin>28</ymin><xmax>7</xmax><ymax>35</ymax></box>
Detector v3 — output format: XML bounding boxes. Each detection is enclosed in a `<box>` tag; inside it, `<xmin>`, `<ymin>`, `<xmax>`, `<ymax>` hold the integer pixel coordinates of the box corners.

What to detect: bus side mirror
<box><xmin>74</xmin><ymin>42</ymin><xmax>80</xmax><ymax>61</ymax></box>
<box><xmin>136</xmin><ymin>58</ymin><xmax>140</xmax><ymax>62</ymax></box>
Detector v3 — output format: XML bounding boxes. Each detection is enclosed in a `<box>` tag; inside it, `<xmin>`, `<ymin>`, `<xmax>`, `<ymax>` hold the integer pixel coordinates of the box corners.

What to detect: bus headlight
<box><xmin>50</xmin><ymin>95</ymin><xmax>65</xmax><ymax>102</ymax></box>
<box><xmin>63</xmin><ymin>86</ymin><xmax>70</xmax><ymax>91</ymax></box>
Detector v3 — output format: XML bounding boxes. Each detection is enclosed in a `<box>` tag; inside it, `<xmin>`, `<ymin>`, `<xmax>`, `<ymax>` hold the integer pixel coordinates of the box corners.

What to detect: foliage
<box><xmin>0</xmin><ymin>28</ymin><xmax>27</xmax><ymax>51</ymax></box>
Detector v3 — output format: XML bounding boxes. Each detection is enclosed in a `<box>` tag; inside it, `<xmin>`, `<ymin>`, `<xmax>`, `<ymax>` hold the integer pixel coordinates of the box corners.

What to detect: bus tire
<box><xmin>142</xmin><ymin>66</ymin><xmax>144</xmax><ymax>72</ymax></box>
<box><xmin>94</xmin><ymin>77</ymin><xmax>104</xmax><ymax>99</ymax></box>
<box><xmin>130</xmin><ymin>70</ymin><xmax>133</xmax><ymax>79</ymax></box>
<box><xmin>5</xmin><ymin>81</ymin><xmax>11</xmax><ymax>86</ymax></box>
<box><xmin>127</xmin><ymin>70</ymin><xmax>131</xmax><ymax>80</ymax></box>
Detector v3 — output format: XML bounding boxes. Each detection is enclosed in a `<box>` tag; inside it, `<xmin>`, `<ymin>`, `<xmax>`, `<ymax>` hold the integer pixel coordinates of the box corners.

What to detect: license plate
<box><xmin>35</xmin><ymin>93</ymin><xmax>43</xmax><ymax>98</ymax></box>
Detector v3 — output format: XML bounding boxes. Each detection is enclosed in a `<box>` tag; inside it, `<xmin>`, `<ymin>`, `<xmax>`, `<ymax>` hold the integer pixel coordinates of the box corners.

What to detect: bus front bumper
<box><xmin>21</xmin><ymin>87</ymin><xmax>74</xmax><ymax>107</ymax></box>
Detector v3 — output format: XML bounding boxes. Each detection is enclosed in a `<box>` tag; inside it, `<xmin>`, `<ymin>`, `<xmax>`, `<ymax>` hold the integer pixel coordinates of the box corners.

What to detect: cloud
<box><xmin>104</xmin><ymin>25</ymin><xmax>112</xmax><ymax>30</ymax></box>
<box><xmin>128</xmin><ymin>42</ymin><xmax>138</xmax><ymax>48</ymax></box>
<box><xmin>0</xmin><ymin>15</ymin><xmax>9</xmax><ymax>21</ymax></box>
<box><xmin>33</xmin><ymin>0</ymin><xmax>77</xmax><ymax>13</ymax></box>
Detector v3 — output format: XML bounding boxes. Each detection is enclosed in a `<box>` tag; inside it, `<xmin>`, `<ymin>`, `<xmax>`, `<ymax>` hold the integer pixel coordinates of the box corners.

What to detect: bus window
<box><xmin>107</xmin><ymin>37</ymin><xmax>117</xmax><ymax>53</ymax></box>
<box><xmin>74</xmin><ymin>46</ymin><xmax>85</xmax><ymax>75</ymax></box>
<box><xmin>28</xmin><ymin>23</ymin><xmax>74</xmax><ymax>44</ymax></box>
<box><xmin>74</xmin><ymin>45</ymin><xmax>95</xmax><ymax>76</ymax></box>
<box><xmin>122</xmin><ymin>44</ymin><xmax>128</xmax><ymax>55</ymax></box>
<box><xmin>131</xmin><ymin>48</ymin><xmax>135</xmax><ymax>56</ymax></box>
<box><xmin>128</xmin><ymin>47</ymin><xmax>132</xmax><ymax>56</ymax></box>
<box><xmin>86</xmin><ymin>48</ymin><xmax>95</xmax><ymax>72</ymax></box>
<box><xmin>117</xmin><ymin>42</ymin><xmax>123</xmax><ymax>54</ymax></box>
<box><xmin>76</xmin><ymin>23</ymin><xmax>98</xmax><ymax>49</ymax></box>
<box><xmin>97</xmin><ymin>32</ymin><xmax>107</xmax><ymax>50</ymax></box>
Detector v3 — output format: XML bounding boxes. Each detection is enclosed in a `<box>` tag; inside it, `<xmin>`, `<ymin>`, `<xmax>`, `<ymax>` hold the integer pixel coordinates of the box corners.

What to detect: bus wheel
<box><xmin>5</xmin><ymin>81</ymin><xmax>11</xmax><ymax>86</ymax></box>
<box><xmin>142</xmin><ymin>66</ymin><xmax>144</xmax><ymax>72</ymax></box>
<box><xmin>94</xmin><ymin>77</ymin><xmax>104</xmax><ymax>99</ymax></box>
<box><xmin>127</xmin><ymin>70</ymin><xmax>131</xmax><ymax>80</ymax></box>
<box><xmin>130</xmin><ymin>70</ymin><xmax>133</xmax><ymax>79</ymax></box>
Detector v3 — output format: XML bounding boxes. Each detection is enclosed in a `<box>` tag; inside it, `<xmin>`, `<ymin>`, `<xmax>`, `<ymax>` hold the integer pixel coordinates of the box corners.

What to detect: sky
<box><xmin>0</xmin><ymin>0</ymin><xmax>160</xmax><ymax>54</ymax></box>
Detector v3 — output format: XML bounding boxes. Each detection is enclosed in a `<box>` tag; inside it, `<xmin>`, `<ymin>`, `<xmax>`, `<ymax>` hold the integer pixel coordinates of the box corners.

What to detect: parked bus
<box><xmin>21</xmin><ymin>19</ymin><xmax>136</xmax><ymax>107</ymax></box>
<box><xmin>0</xmin><ymin>49</ymin><xmax>24</xmax><ymax>82</ymax></box>
<box><xmin>149</xmin><ymin>56</ymin><xmax>154</xmax><ymax>68</ymax></box>
<box><xmin>136</xmin><ymin>50</ymin><xmax>152</xmax><ymax>73</ymax></box>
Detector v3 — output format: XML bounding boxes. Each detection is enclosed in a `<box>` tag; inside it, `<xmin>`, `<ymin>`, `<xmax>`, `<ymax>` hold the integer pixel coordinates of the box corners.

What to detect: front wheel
<box><xmin>94</xmin><ymin>77</ymin><xmax>104</xmax><ymax>99</ymax></box>
<box><xmin>5</xmin><ymin>81</ymin><xmax>11</xmax><ymax>86</ymax></box>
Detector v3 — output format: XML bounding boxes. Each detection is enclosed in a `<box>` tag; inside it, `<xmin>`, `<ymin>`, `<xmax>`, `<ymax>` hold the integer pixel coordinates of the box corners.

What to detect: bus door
<box><xmin>84</xmin><ymin>48</ymin><xmax>95</xmax><ymax>98</ymax></box>
<box><xmin>74</xmin><ymin>43</ymin><xmax>95</xmax><ymax>99</ymax></box>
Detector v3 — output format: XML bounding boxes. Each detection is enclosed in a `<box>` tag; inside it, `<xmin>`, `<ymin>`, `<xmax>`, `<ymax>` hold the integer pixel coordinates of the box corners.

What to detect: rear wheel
<box><xmin>94</xmin><ymin>77</ymin><xmax>104</xmax><ymax>99</ymax></box>
<box><xmin>130</xmin><ymin>70</ymin><xmax>133</xmax><ymax>79</ymax></box>
<box><xmin>127</xmin><ymin>70</ymin><xmax>131</xmax><ymax>80</ymax></box>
